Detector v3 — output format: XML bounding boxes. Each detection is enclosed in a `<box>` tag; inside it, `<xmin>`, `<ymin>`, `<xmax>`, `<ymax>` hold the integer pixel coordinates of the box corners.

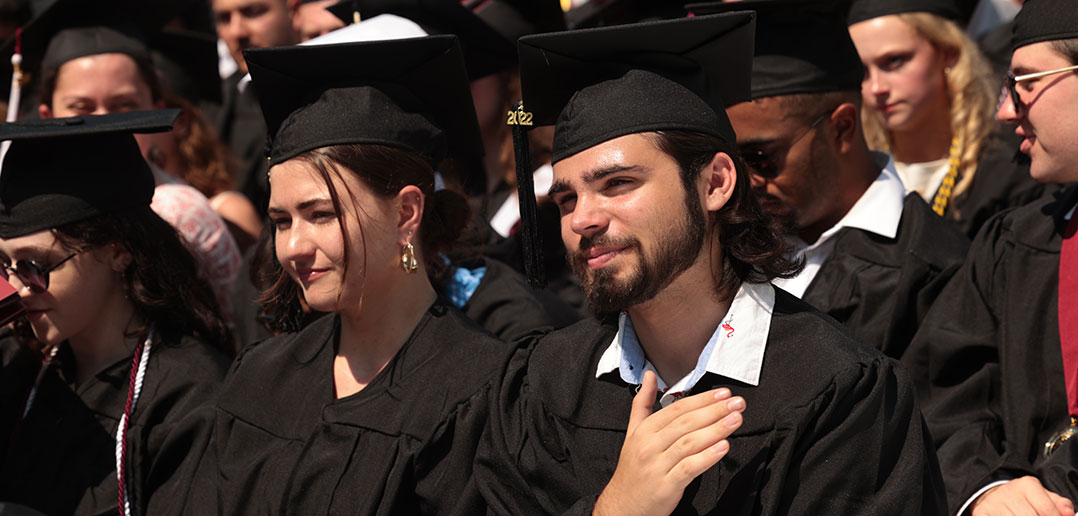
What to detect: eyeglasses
<box><xmin>1003</xmin><ymin>64</ymin><xmax>1078</xmax><ymax>114</ymax></box>
<box><xmin>740</xmin><ymin>111</ymin><xmax>829</xmax><ymax>179</ymax></box>
<box><xmin>1</xmin><ymin>249</ymin><xmax>86</xmax><ymax>293</ymax></box>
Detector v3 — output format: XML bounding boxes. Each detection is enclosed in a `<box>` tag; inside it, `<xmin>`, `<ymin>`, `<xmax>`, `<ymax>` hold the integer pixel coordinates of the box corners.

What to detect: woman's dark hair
<box><xmin>39</xmin><ymin>54</ymin><xmax>164</xmax><ymax>109</ymax></box>
<box><xmin>257</xmin><ymin>144</ymin><xmax>472</xmax><ymax>332</ymax></box>
<box><xmin>649</xmin><ymin>130</ymin><xmax>803</xmax><ymax>299</ymax></box>
<box><xmin>51</xmin><ymin>206</ymin><xmax>233</xmax><ymax>354</ymax></box>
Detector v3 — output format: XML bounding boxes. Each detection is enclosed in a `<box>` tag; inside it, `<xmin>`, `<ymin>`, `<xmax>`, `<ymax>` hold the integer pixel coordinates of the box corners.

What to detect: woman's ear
<box><xmin>106</xmin><ymin>242</ymin><xmax>133</xmax><ymax>273</ymax></box>
<box><xmin>396</xmin><ymin>185</ymin><xmax>425</xmax><ymax>245</ymax></box>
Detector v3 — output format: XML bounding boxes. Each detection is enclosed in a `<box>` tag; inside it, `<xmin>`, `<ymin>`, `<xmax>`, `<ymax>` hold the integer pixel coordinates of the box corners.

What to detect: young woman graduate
<box><xmin>183</xmin><ymin>35</ymin><xmax>509</xmax><ymax>515</ymax></box>
<box><xmin>847</xmin><ymin>0</ymin><xmax>1053</xmax><ymax>238</ymax></box>
<box><xmin>0</xmin><ymin>110</ymin><xmax>233</xmax><ymax>516</ymax></box>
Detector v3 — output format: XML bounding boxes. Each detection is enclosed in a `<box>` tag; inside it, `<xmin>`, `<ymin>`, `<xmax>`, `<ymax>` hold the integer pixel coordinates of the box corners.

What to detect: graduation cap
<box><xmin>511</xmin><ymin>12</ymin><xmax>755</xmax><ymax>287</ymax></box>
<box><xmin>0</xmin><ymin>109</ymin><xmax>180</xmax><ymax>238</ymax></box>
<box><xmin>1011</xmin><ymin>0</ymin><xmax>1078</xmax><ymax>50</ymax></box>
<box><xmin>0</xmin><ymin>0</ymin><xmax>207</xmax><ymax>109</ymax></box>
<box><xmin>687</xmin><ymin>0</ymin><xmax>863</xmax><ymax>100</ymax></box>
<box><xmin>565</xmin><ymin>0</ymin><xmax>686</xmax><ymax>29</ymax></box>
<box><xmin>149</xmin><ymin>28</ymin><xmax>223</xmax><ymax>104</ymax></box>
<box><xmin>846</xmin><ymin>0</ymin><xmax>962</xmax><ymax>25</ymax></box>
<box><xmin>325</xmin><ymin>0</ymin><xmax>517</xmax><ymax>79</ymax></box>
<box><xmin>243</xmin><ymin>35</ymin><xmax>482</xmax><ymax>169</ymax></box>
<box><xmin>468</xmin><ymin>0</ymin><xmax>567</xmax><ymax>43</ymax></box>
<box><xmin>519</xmin><ymin>12</ymin><xmax>755</xmax><ymax>161</ymax></box>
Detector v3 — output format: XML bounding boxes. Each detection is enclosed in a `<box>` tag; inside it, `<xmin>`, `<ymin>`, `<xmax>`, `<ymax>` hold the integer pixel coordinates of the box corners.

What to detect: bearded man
<box><xmin>475</xmin><ymin>12</ymin><xmax>947</xmax><ymax>516</ymax></box>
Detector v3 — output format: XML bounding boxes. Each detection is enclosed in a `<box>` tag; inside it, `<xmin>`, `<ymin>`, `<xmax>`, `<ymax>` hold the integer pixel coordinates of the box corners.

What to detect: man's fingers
<box><xmin>627</xmin><ymin>371</ymin><xmax>659</xmax><ymax>433</ymax></box>
<box><xmin>666</xmin><ymin>438</ymin><xmax>732</xmax><ymax>487</ymax></box>
<box><xmin>653</xmin><ymin>395</ymin><xmax>744</xmax><ymax>451</ymax></box>
<box><xmin>1046</xmin><ymin>491</ymin><xmax>1074</xmax><ymax>516</ymax></box>
<box><xmin>639</xmin><ymin>386</ymin><xmax>734</xmax><ymax>433</ymax></box>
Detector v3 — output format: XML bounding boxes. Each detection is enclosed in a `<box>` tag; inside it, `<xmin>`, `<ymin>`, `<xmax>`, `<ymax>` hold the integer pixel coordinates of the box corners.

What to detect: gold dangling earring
<box><xmin>401</xmin><ymin>242</ymin><xmax>418</xmax><ymax>274</ymax></box>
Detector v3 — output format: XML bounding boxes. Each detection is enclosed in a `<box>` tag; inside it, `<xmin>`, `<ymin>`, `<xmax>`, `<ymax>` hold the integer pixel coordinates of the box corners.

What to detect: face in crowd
<box><xmin>213</xmin><ymin>0</ymin><xmax>300</xmax><ymax>75</ymax></box>
<box><xmin>267</xmin><ymin>156</ymin><xmax>424</xmax><ymax>317</ymax></box>
<box><xmin>998</xmin><ymin>40</ymin><xmax>1078</xmax><ymax>183</ymax></box>
<box><xmin>849</xmin><ymin>15</ymin><xmax>954</xmax><ymax>135</ymax></box>
<box><xmin>549</xmin><ymin>133</ymin><xmax>735</xmax><ymax>316</ymax></box>
<box><xmin>0</xmin><ymin>230</ymin><xmax>130</xmax><ymax>347</ymax></box>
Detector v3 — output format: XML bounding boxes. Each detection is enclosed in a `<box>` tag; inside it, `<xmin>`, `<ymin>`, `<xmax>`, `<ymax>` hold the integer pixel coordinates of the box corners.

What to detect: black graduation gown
<box><xmin>902</xmin><ymin>185</ymin><xmax>1078</xmax><ymax>512</ymax></box>
<box><xmin>459</xmin><ymin>257</ymin><xmax>581</xmax><ymax>342</ymax></box>
<box><xmin>0</xmin><ymin>335</ymin><xmax>230</xmax><ymax>516</ymax></box>
<box><xmin>802</xmin><ymin>193</ymin><xmax>969</xmax><ymax>360</ymax></box>
<box><xmin>216</xmin><ymin>72</ymin><xmax>270</xmax><ymax>211</ymax></box>
<box><xmin>476</xmin><ymin>288</ymin><xmax>948</xmax><ymax>515</ymax></box>
<box><xmin>947</xmin><ymin>130</ymin><xmax>1059</xmax><ymax>239</ymax></box>
<box><xmin>190</xmin><ymin>301</ymin><xmax>509</xmax><ymax>515</ymax></box>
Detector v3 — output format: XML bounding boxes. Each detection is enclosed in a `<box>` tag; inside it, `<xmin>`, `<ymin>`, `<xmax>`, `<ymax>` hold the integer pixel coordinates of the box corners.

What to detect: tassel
<box><xmin>0</xmin><ymin>28</ymin><xmax>24</xmax><ymax>173</ymax></box>
<box><xmin>508</xmin><ymin>100</ymin><xmax>546</xmax><ymax>289</ymax></box>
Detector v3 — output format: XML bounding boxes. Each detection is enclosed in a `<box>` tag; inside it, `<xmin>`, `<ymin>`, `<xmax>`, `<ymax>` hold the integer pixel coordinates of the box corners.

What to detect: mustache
<box><xmin>574</xmin><ymin>234</ymin><xmax>639</xmax><ymax>257</ymax></box>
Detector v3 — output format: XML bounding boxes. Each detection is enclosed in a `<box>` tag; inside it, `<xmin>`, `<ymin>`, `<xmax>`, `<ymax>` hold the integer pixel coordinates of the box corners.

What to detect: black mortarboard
<box><xmin>1011</xmin><ymin>0</ymin><xmax>1078</xmax><ymax>50</ymax></box>
<box><xmin>566</xmin><ymin>0</ymin><xmax>686</xmax><ymax>29</ymax></box>
<box><xmin>518</xmin><ymin>12</ymin><xmax>756</xmax><ymax>162</ymax></box>
<box><xmin>326</xmin><ymin>0</ymin><xmax>516</xmax><ymax>79</ymax></box>
<box><xmin>468</xmin><ymin>0</ymin><xmax>567</xmax><ymax>42</ymax></box>
<box><xmin>150</xmin><ymin>28</ymin><xmax>222</xmax><ymax>104</ymax></box>
<box><xmin>0</xmin><ymin>109</ymin><xmax>179</xmax><ymax>238</ymax></box>
<box><xmin>0</xmin><ymin>0</ymin><xmax>202</xmax><ymax>99</ymax></box>
<box><xmin>244</xmin><ymin>35</ymin><xmax>482</xmax><ymax>168</ymax></box>
<box><xmin>847</xmin><ymin>0</ymin><xmax>961</xmax><ymax>25</ymax></box>
<box><xmin>688</xmin><ymin>0</ymin><xmax>862</xmax><ymax>100</ymax></box>
<box><xmin>42</xmin><ymin>22</ymin><xmax>152</xmax><ymax>76</ymax></box>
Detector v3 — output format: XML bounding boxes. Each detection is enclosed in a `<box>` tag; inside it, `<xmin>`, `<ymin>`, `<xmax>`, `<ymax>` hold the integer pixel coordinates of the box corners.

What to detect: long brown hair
<box><xmin>650</xmin><ymin>130</ymin><xmax>803</xmax><ymax>300</ymax></box>
<box><xmin>52</xmin><ymin>207</ymin><xmax>233</xmax><ymax>354</ymax></box>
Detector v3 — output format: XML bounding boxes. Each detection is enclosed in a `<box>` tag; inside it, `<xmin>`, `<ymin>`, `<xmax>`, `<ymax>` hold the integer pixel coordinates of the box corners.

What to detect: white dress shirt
<box><xmin>595</xmin><ymin>282</ymin><xmax>776</xmax><ymax>407</ymax></box>
<box><xmin>773</xmin><ymin>152</ymin><xmax>907</xmax><ymax>298</ymax></box>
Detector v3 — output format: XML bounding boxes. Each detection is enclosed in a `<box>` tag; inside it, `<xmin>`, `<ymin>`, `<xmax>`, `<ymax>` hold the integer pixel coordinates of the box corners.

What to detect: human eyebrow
<box><xmin>297</xmin><ymin>198</ymin><xmax>334</xmax><ymax>211</ymax></box>
<box><xmin>737</xmin><ymin>138</ymin><xmax>778</xmax><ymax>150</ymax></box>
<box><xmin>581</xmin><ymin>165</ymin><xmax>645</xmax><ymax>185</ymax></box>
<box><xmin>547</xmin><ymin>180</ymin><xmax>571</xmax><ymax>198</ymax></box>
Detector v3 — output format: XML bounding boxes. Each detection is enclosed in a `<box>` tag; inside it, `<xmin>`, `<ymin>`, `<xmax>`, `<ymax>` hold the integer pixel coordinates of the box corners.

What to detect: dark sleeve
<box><xmin>772</xmin><ymin>358</ymin><xmax>948</xmax><ymax>516</ymax></box>
<box><xmin>1036</xmin><ymin>436</ymin><xmax>1078</xmax><ymax>502</ymax></box>
<box><xmin>475</xmin><ymin>340</ymin><xmax>598</xmax><ymax>516</ymax></box>
<box><xmin>901</xmin><ymin>214</ymin><xmax>1012</xmax><ymax>512</ymax></box>
<box><xmin>409</xmin><ymin>385</ymin><xmax>496</xmax><ymax>516</ymax></box>
<box><xmin>136</xmin><ymin>345</ymin><xmax>236</xmax><ymax>516</ymax></box>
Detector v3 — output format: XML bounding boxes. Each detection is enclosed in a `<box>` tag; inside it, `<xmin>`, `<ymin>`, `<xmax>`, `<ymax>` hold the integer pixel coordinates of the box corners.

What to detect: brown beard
<box><xmin>568</xmin><ymin>192</ymin><xmax>707</xmax><ymax>318</ymax></box>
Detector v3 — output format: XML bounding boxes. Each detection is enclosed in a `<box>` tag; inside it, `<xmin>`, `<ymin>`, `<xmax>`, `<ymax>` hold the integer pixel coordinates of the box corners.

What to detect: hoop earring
<box><xmin>400</xmin><ymin>242</ymin><xmax>418</xmax><ymax>274</ymax></box>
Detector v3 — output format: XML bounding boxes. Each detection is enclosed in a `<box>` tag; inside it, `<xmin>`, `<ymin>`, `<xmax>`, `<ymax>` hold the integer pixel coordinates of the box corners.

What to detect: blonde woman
<box><xmin>849</xmin><ymin>1</ymin><xmax>1052</xmax><ymax>238</ymax></box>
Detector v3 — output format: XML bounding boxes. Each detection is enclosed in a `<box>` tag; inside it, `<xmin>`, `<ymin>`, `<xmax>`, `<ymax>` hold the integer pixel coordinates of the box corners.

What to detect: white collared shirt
<box><xmin>595</xmin><ymin>282</ymin><xmax>776</xmax><ymax>407</ymax></box>
<box><xmin>773</xmin><ymin>152</ymin><xmax>907</xmax><ymax>298</ymax></box>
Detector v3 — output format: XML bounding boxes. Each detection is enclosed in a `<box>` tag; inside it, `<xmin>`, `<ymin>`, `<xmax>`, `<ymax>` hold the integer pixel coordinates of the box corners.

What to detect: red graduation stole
<box><xmin>1048</xmin><ymin>213</ymin><xmax>1078</xmax><ymax>456</ymax></box>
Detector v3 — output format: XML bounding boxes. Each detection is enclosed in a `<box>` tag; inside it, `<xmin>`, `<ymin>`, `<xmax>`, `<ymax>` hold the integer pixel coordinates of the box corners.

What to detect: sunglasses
<box><xmin>740</xmin><ymin>111</ymin><xmax>829</xmax><ymax>179</ymax></box>
<box><xmin>2</xmin><ymin>249</ymin><xmax>87</xmax><ymax>293</ymax></box>
<box><xmin>1003</xmin><ymin>64</ymin><xmax>1078</xmax><ymax>114</ymax></box>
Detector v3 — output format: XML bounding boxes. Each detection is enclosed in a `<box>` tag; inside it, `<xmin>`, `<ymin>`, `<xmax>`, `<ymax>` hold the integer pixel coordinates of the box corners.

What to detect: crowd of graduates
<box><xmin>0</xmin><ymin>0</ymin><xmax>1075</xmax><ymax>514</ymax></box>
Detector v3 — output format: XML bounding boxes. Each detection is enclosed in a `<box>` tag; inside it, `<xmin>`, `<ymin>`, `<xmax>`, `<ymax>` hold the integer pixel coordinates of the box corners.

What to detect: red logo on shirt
<box><xmin>722</xmin><ymin>323</ymin><xmax>735</xmax><ymax>338</ymax></box>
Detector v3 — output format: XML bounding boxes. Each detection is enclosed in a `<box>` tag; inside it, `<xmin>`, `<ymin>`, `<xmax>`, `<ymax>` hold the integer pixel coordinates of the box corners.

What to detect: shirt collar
<box><xmin>595</xmin><ymin>282</ymin><xmax>776</xmax><ymax>391</ymax></box>
<box><xmin>820</xmin><ymin>152</ymin><xmax>906</xmax><ymax>241</ymax></box>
